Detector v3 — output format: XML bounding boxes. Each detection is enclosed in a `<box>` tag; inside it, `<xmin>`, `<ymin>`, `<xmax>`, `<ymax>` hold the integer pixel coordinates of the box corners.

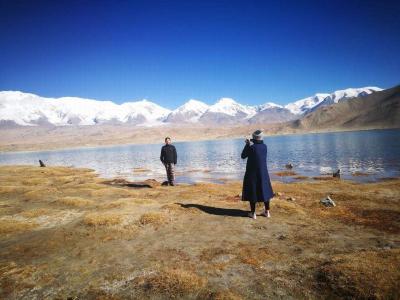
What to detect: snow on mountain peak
<box><xmin>258</xmin><ymin>102</ymin><xmax>283</xmax><ymax>111</ymax></box>
<box><xmin>284</xmin><ymin>86</ymin><xmax>382</xmax><ymax>115</ymax></box>
<box><xmin>328</xmin><ymin>87</ymin><xmax>382</xmax><ymax>102</ymax></box>
<box><xmin>175</xmin><ymin>99</ymin><xmax>209</xmax><ymax>113</ymax></box>
<box><xmin>208</xmin><ymin>97</ymin><xmax>256</xmax><ymax>117</ymax></box>
<box><xmin>284</xmin><ymin>94</ymin><xmax>329</xmax><ymax>115</ymax></box>
<box><xmin>165</xmin><ymin>99</ymin><xmax>210</xmax><ymax>123</ymax></box>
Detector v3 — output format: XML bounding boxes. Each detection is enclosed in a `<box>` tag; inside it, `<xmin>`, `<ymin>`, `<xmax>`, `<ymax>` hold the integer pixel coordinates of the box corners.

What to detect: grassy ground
<box><xmin>0</xmin><ymin>166</ymin><xmax>399</xmax><ymax>299</ymax></box>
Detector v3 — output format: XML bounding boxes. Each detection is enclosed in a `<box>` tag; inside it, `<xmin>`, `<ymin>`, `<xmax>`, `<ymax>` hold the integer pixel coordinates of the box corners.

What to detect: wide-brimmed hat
<box><xmin>252</xmin><ymin>130</ymin><xmax>263</xmax><ymax>140</ymax></box>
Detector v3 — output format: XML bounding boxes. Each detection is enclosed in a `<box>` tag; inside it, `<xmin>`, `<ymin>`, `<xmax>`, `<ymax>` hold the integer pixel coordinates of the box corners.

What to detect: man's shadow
<box><xmin>177</xmin><ymin>203</ymin><xmax>248</xmax><ymax>217</ymax></box>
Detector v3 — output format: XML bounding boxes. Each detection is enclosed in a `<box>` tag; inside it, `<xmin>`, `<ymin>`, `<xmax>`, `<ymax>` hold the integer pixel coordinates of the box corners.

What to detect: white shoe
<box><xmin>248</xmin><ymin>212</ymin><xmax>257</xmax><ymax>220</ymax></box>
<box><xmin>261</xmin><ymin>210</ymin><xmax>271</xmax><ymax>218</ymax></box>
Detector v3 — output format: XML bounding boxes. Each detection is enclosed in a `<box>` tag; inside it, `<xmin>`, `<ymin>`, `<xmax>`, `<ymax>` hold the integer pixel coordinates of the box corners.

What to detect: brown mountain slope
<box><xmin>290</xmin><ymin>85</ymin><xmax>400</xmax><ymax>130</ymax></box>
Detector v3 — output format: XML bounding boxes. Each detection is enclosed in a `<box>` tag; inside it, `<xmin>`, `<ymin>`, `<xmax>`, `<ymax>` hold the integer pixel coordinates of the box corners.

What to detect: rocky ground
<box><xmin>0</xmin><ymin>166</ymin><xmax>399</xmax><ymax>299</ymax></box>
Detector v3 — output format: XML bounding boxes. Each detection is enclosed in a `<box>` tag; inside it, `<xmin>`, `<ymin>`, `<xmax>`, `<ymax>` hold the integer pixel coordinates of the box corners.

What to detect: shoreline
<box><xmin>0</xmin><ymin>163</ymin><xmax>397</xmax><ymax>184</ymax></box>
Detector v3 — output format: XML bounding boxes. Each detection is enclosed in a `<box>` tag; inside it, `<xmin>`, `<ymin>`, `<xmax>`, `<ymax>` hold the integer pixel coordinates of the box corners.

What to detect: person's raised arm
<box><xmin>241</xmin><ymin>139</ymin><xmax>250</xmax><ymax>159</ymax></box>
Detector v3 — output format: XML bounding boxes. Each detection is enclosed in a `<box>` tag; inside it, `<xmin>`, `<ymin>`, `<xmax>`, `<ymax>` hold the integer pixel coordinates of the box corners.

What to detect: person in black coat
<box><xmin>160</xmin><ymin>137</ymin><xmax>177</xmax><ymax>186</ymax></box>
<box><xmin>241</xmin><ymin>130</ymin><xmax>274</xmax><ymax>219</ymax></box>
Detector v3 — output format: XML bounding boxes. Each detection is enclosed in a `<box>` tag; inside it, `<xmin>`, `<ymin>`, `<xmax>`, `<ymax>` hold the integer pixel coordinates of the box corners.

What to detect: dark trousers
<box><xmin>164</xmin><ymin>163</ymin><xmax>175</xmax><ymax>184</ymax></box>
<box><xmin>250</xmin><ymin>201</ymin><xmax>270</xmax><ymax>213</ymax></box>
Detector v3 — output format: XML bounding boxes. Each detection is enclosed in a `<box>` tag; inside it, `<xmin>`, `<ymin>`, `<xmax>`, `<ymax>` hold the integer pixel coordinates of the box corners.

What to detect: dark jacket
<box><xmin>241</xmin><ymin>140</ymin><xmax>273</xmax><ymax>202</ymax></box>
<box><xmin>160</xmin><ymin>144</ymin><xmax>177</xmax><ymax>164</ymax></box>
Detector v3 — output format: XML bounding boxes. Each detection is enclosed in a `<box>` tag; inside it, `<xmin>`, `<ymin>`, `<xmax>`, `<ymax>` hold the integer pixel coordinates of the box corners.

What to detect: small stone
<box><xmin>275</xmin><ymin>192</ymin><xmax>282</xmax><ymax>197</ymax></box>
<box><xmin>320</xmin><ymin>195</ymin><xmax>336</xmax><ymax>207</ymax></box>
<box><xmin>286</xmin><ymin>197</ymin><xmax>295</xmax><ymax>201</ymax></box>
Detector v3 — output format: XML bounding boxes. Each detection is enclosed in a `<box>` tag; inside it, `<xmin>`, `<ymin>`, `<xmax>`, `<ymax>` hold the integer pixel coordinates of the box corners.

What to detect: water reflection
<box><xmin>0</xmin><ymin>129</ymin><xmax>399</xmax><ymax>183</ymax></box>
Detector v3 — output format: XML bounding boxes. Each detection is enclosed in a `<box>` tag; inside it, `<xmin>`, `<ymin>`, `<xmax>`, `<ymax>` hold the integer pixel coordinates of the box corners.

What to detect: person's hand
<box><xmin>245</xmin><ymin>138</ymin><xmax>250</xmax><ymax>145</ymax></box>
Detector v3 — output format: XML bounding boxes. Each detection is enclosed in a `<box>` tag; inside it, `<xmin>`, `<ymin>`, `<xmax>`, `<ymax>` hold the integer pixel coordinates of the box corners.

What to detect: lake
<box><xmin>0</xmin><ymin>129</ymin><xmax>399</xmax><ymax>183</ymax></box>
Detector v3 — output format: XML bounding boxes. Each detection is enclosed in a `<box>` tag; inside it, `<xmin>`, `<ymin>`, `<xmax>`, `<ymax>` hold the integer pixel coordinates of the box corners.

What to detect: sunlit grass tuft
<box><xmin>133</xmin><ymin>268</ymin><xmax>206</xmax><ymax>298</ymax></box>
<box><xmin>0</xmin><ymin>219</ymin><xmax>37</xmax><ymax>235</ymax></box>
<box><xmin>318</xmin><ymin>249</ymin><xmax>400</xmax><ymax>299</ymax></box>
<box><xmin>83</xmin><ymin>213</ymin><xmax>122</xmax><ymax>226</ymax></box>
<box><xmin>20</xmin><ymin>208</ymin><xmax>52</xmax><ymax>218</ymax></box>
<box><xmin>274</xmin><ymin>170</ymin><xmax>297</xmax><ymax>177</ymax></box>
<box><xmin>59</xmin><ymin>196</ymin><xmax>94</xmax><ymax>207</ymax></box>
<box><xmin>138</xmin><ymin>212</ymin><xmax>168</xmax><ymax>226</ymax></box>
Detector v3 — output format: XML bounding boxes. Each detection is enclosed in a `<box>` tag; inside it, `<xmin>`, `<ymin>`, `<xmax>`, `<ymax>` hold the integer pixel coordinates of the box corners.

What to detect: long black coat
<box><xmin>241</xmin><ymin>140</ymin><xmax>273</xmax><ymax>202</ymax></box>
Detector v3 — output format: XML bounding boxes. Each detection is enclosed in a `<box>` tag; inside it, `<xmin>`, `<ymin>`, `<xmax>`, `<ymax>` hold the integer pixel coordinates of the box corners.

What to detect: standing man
<box><xmin>160</xmin><ymin>137</ymin><xmax>177</xmax><ymax>186</ymax></box>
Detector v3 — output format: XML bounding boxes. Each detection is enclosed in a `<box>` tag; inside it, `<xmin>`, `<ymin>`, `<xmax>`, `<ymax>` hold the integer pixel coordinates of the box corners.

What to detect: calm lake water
<box><xmin>0</xmin><ymin>129</ymin><xmax>399</xmax><ymax>183</ymax></box>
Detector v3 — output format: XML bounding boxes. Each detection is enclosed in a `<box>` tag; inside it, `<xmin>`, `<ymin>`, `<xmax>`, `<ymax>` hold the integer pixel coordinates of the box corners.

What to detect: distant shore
<box><xmin>1</xmin><ymin>124</ymin><xmax>397</xmax><ymax>153</ymax></box>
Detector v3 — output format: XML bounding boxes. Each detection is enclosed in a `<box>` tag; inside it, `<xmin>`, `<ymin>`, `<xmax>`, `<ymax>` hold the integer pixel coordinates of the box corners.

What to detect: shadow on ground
<box><xmin>177</xmin><ymin>203</ymin><xmax>248</xmax><ymax>217</ymax></box>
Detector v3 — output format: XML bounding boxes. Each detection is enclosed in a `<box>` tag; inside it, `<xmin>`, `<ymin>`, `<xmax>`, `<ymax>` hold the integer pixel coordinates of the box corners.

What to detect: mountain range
<box><xmin>0</xmin><ymin>87</ymin><xmax>383</xmax><ymax>127</ymax></box>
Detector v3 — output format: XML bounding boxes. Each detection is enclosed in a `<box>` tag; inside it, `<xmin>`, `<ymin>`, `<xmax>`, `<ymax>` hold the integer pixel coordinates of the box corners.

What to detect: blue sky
<box><xmin>0</xmin><ymin>0</ymin><xmax>399</xmax><ymax>108</ymax></box>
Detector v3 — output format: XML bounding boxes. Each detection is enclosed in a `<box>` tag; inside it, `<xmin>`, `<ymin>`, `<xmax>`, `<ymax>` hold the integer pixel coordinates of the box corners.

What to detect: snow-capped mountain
<box><xmin>166</xmin><ymin>99</ymin><xmax>209</xmax><ymax>123</ymax></box>
<box><xmin>249</xmin><ymin>107</ymin><xmax>296</xmax><ymax>124</ymax></box>
<box><xmin>199</xmin><ymin>98</ymin><xmax>257</xmax><ymax>124</ymax></box>
<box><xmin>284</xmin><ymin>93</ymin><xmax>330</xmax><ymax>115</ymax></box>
<box><xmin>307</xmin><ymin>87</ymin><xmax>382</xmax><ymax>113</ymax></box>
<box><xmin>120</xmin><ymin>100</ymin><xmax>171</xmax><ymax>125</ymax></box>
<box><xmin>284</xmin><ymin>87</ymin><xmax>382</xmax><ymax>115</ymax></box>
<box><xmin>0</xmin><ymin>86</ymin><xmax>383</xmax><ymax>127</ymax></box>
<box><xmin>256</xmin><ymin>102</ymin><xmax>283</xmax><ymax>111</ymax></box>
<box><xmin>0</xmin><ymin>91</ymin><xmax>170</xmax><ymax>126</ymax></box>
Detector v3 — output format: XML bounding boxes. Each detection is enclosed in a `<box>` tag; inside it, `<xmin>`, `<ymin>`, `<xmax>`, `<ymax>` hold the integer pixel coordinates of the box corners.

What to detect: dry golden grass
<box><xmin>20</xmin><ymin>178</ymin><xmax>47</xmax><ymax>185</ymax></box>
<box><xmin>200</xmin><ymin>244</ymin><xmax>276</xmax><ymax>269</ymax></box>
<box><xmin>138</xmin><ymin>212</ymin><xmax>168</xmax><ymax>226</ymax></box>
<box><xmin>0</xmin><ymin>186</ymin><xmax>22</xmax><ymax>195</ymax></box>
<box><xmin>0</xmin><ymin>165</ymin><xmax>399</xmax><ymax>299</ymax></box>
<box><xmin>58</xmin><ymin>196</ymin><xmax>94</xmax><ymax>207</ymax></box>
<box><xmin>88</xmin><ymin>188</ymin><xmax>132</xmax><ymax>198</ymax></box>
<box><xmin>318</xmin><ymin>249</ymin><xmax>400</xmax><ymax>299</ymax></box>
<box><xmin>312</xmin><ymin>176</ymin><xmax>339</xmax><ymax>181</ymax></box>
<box><xmin>207</xmin><ymin>290</ymin><xmax>243</xmax><ymax>300</ymax></box>
<box><xmin>352</xmin><ymin>171</ymin><xmax>372</xmax><ymax>176</ymax></box>
<box><xmin>272</xmin><ymin>199</ymin><xmax>306</xmax><ymax>215</ymax></box>
<box><xmin>200</xmin><ymin>247</ymin><xmax>232</xmax><ymax>263</ymax></box>
<box><xmin>75</xmin><ymin>183</ymin><xmax>106</xmax><ymax>190</ymax></box>
<box><xmin>83</xmin><ymin>213</ymin><xmax>122</xmax><ymax>226</ymax></box>
<box><xmin>132</xmin><ymin>198</ymin><xmax>155</xmax><ymax>205</ymax></box>
<box><xmin>293</xmin><ymin>175</ymin><xmax>309</xmax><ymax>180</ymax></box>
<box><xmin>133</xmin><ymin>168</ymin><xmax>151</xmax><ymax>173</ymax></box>
<box><xmin>23</xmin><ymin>188</ymin><xmax>59</xmax><ymax>202</ymax></box>
<box><xmin>0</xmin><ymin>219</ymin><xmax>37</xmax><ymax>235</ymax></box>
<box><xmin>20</xmin><ymin>208</ymin><xmax>52</xmax><ymax>218</ymax></box>
<box><xmin>161</xmin><ymin>203</ymin><xmax>186</xmax><ymax>212</ymax></box>
<box><xmin>133</xmin><ymin>268</ymin><xmax>206</xmax><ymax>298</ymax></box>
<box><xmin>101</xmin><ymin>199</ymin><xmax>130</xmax><ymax>209</ymax></box>
<box><xmin>0</xmin><ymin>263</ymin><xmax>42</xmax><ymax>295</ymax></box>
<box><xmin>236</xmin><ymin>244</ymin><xmax>275</xmax><ymax>267</ymax></box>
<box><xmin>274</xmin><ymin>170</ymin><xmax>297</xmax><ymax>176</ymax></box>
<box><xmin>318</xmin><ymin>206</ymin><xmax>400</xmax><ymax>234</ymax></box>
